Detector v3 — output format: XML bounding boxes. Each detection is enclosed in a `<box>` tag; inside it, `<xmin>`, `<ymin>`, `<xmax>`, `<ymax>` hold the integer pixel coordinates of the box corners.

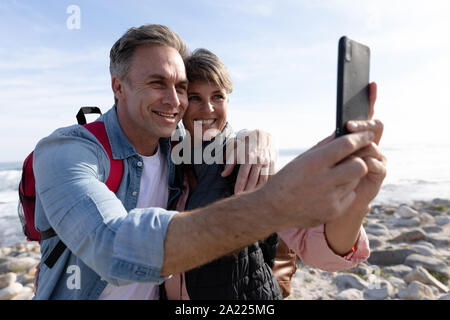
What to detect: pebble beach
<box><xmin>1</xmin><ymin>198</ymin><xmax>449</xmax><ymax>300</ymax></box>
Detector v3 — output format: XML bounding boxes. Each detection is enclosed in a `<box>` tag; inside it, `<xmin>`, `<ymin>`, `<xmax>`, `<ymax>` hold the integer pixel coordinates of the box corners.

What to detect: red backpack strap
<box><xmin>83</xmin><ymin>121</ymin><xmax>124</xmax><ymax>193</ymax></box>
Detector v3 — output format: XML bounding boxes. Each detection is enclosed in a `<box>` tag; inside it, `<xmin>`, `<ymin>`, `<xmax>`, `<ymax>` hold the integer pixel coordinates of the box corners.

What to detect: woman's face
<box><xmin>183</xmin><ymin>81</ymin><xmax>228</xmax><ymax>141</ymax></box>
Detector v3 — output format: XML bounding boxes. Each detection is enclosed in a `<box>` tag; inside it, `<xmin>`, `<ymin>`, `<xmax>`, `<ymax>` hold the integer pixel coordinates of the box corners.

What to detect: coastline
<box><xmin>1</xmin><ymin>198</ymin><xmax>449</xmax><ymax>300</ymax></box>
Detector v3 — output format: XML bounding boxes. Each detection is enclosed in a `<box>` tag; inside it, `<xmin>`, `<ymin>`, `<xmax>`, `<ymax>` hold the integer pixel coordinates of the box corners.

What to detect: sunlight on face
<box><xmin>183</xmin><ymin>81</ymin><xmax>228</xmax><ymax>142</ymax></box>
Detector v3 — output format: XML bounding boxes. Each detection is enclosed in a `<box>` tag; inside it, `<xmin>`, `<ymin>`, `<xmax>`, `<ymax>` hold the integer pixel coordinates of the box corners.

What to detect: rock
<box><xmin>439</xmin><ymin>293</ymin><xmax>450</xmax><ymax>300</ymax></box>
<box><xmin>435</xmin><ymin>216</ymin><xmax>450</xmax><ymax>226</ymax></box>
<box><xmin>422</xmin><ymin>226</ymin><xmax>442</xmax><ymax>233</ymax></box>
<box><xmin>365</xmin><ymin>227</ymin><xmax>389</xmax><ymax>237</ymax></box>
<box><xmin>390</xmin><ymin>217</ymin><xmax>421</xmax><ymax>228</ymax></box>
<box><xmin>333</xmin><ymin>274</ymin><xmax>369</xmax><ymax>291</ymax></box>
<box><xmin>410</xmin><ymin>244</ymin><xmax>435</xmax><ymax>257</ymax></box>
<box><xmin>391</xmin><ymin>229</ymin><xmax>426</xmax><ymax>243</ymax></box>
<box><xmin>419</xmin><ymin>212</ymin><xmax>435</xmax><ymax>224</ymax></box>
<box><xmin>404</xmin><ymin>266</ymin><xmax>449</xmax><ymax>293</ymax></box>
<box><xmin>27</xmin><ymin>265</ymin><xmax>38</xmax><ymax>277</ymax></box>
<box><xmin>368</xmin><ymin>249</ymin><xmax>416</xmax><ymax>266</ymax></box>
<box><xmin>424</xmin><ymin>234</ymin><xmax>449</xmax><ymax>247</ymax></box>
<box><xmin>415</xmin><ymin>240</ymin><xmax>436</xmax><ymax>250</ymax></box>
<box><xmin>404</xmin><ymin>254</ymin><xmax>450</xmax><ymax>277</ymax></box>
<box><xmin>365</xmin><ymin>222</ymin><xmax>390</xmax><ymax>236</ymax></box>
<box><xmin>16</xmin><ymin>274</ymin><xmax>35</xmax><ymax>286</ymax></box>
<box><xmin>348</xmin><ymin>263</ymin><xmax>372</xmax><ymax>277</ymax></box>
<box><xmin>336</xmin><ymin>288</ymin><xmax>363</xmax><ymax>300</ymax></box>
<box><xmin>363</xmin><ymin>280</ymin><xmax>394</xmax><ymax>300</ymax></box>
<box><xmin>382</xmin><ymin>265</ymin><xmax>413</xmax><ymax>278</ymax></box>
<box><xmin>398</xmin><ymin>281</ymin><xmax>436</xmax><ymax>300</ymax></box>
<box><xmin>13</xmin><ymin>244</ymin><xmax>26</xmax><ymax>251</ymax></box>
<box><xmin>368</xmin><ymin>238</ymin><xmax>383</xmax><ymax>249</ymax></box>
<box><xmin>0</xmin><ymin>257</ymin><xmax>39</xmax><ymax>275</ymax></box>
<box><xmin>0</xmin><ymin>273</ymin><xmax>17</xmax><ymax>289</ymax></box>
<box><xmin>11</xmin><ymin>286</ymin><xmax>33</xmax><ymax>300</ymax></box>
<box><xmin>383</xmin><ymin>207</ymin><xmax>396</xmax><ymax>215</ymax></box>
<box><xmin>0</xmin><ymin>248</ymin><xmax>12</xmax><ymax>256</ymax></box>
<box><xmin>24</xmin><ymin>283</ymin><xmax>34</xmax><ymax>291</ymax></box>
<box><xmin>386</xmin><ymin>276</ymin><xmax>407</xmax><ymax>290</ymax></box>
<box><xmin>0</xmin><ymin>257</ymin><xmax>12</xmax><ymax>264</ymax></box>
<box><xmin>397</xmin><ymin>205</ymin><xmax>419</xmax><ymax>218</ymax></box>
<box><xmin>431</xmin><ymin>198</ymin><xmax>450</xmax><ymax>207</ymax></box>
<box><xmin>0</xmin><ymin>282</ymin><xmax>23</xmax><ymax>300</ymax></box>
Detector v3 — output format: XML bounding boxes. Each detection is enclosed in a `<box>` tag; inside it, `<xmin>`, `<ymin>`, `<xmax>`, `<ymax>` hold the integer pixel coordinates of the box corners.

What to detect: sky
<box><xmin>1</xmin><ymin>0</ymin><xmax>450</xmax><ymax>162</ymax></box>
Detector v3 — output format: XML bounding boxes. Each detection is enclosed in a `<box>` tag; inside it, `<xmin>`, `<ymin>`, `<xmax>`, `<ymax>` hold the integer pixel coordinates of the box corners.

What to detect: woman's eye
<box><xmin>213</xmin><ymin>94</ymin><xmax>225</xmax><ymax>100</ymax></box>
<box><xmin>188</xmin><ymin>96</ymin><xmax>200</xmax><ymax>101</ymax></box>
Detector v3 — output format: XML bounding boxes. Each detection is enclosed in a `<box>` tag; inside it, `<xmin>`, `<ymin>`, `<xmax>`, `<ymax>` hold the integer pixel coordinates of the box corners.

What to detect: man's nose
<box><xmin>162</xmin><ymin>86</ymin><xmax>180</xmax><ymax>107</ymax></box>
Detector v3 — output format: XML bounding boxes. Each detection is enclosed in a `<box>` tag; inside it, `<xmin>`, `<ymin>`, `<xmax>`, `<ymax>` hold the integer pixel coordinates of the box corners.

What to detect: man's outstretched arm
<box><xmin>161</xmin><ymin>130</ymin><xmax>375</xmax><ymax>276</ymax></box>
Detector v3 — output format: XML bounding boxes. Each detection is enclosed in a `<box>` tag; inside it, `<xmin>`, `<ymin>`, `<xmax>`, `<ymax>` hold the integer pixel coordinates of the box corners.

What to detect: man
<box><xmin>33</xmin><ymin>24</ymin><xmax>386</xmax><ymax>299</ymax></box>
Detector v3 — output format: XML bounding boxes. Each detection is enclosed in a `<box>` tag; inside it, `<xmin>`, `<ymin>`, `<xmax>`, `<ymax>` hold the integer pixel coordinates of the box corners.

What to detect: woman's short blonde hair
<box><xmin>184</xmin><ymin>48</ymin><xmax>233</xmax><ymax>94</ymax></box>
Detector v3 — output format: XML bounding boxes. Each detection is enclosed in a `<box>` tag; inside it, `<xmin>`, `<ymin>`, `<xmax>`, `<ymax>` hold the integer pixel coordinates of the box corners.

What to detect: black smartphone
<box><xmin>335</xmin><ymin>36</ymin><xmax>371</xmax><ymax>137</ymax></box>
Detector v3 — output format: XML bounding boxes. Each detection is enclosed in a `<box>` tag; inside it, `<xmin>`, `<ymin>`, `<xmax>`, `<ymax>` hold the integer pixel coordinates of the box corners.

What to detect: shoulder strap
<box><xmin>83</xmin><ymin>121</ymin><xmax>124</xmax><ymax>193</ymax></box>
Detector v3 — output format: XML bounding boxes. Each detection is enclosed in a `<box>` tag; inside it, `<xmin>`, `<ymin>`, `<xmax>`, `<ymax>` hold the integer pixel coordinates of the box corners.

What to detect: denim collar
<box><xmin>100</xmin><ymin>105</ymin><xmax>171</xmax><ymax>160</ymax></box>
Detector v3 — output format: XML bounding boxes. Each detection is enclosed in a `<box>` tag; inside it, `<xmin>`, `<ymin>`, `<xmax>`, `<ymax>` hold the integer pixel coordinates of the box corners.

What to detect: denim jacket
<box><xmin>32</xmin><ymin>106</ymin><xmax>181</xmax><ymax>299</ymax></box>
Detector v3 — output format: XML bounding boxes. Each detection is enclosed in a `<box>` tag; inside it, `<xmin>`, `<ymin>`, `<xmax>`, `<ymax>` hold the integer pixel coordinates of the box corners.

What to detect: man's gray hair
<box><xmin>109</xmin><ymin>24</ymin><xmax>188</xmax><ymax>81</ymax></box>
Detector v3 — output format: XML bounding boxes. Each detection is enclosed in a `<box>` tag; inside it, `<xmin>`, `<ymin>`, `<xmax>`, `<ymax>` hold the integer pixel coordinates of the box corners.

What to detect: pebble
<box><xmin>410</xmin><ymin>244</ymin><xmax>435</xmax><ymax>257</ymax></box>
<box><xmin>419</xmin><ymin>212</ymin><xmax>435</xmax><ymax>224</ymax></box>
<box><xmin>0</xmin><ymin>273</ymin><xmax>17</xmax><ymax>289</ymax></box>
<box><xmin>368</xmin><ymin>248</ymin><xmax>415</xmax><ymax>266</ymax></box>
<box><xmin>397</xmin><ymin>206</ymin><xmax>419</xmax><ymax>218</ymax></box>
<box><xmin>336</xmin><ymin>288</ymin><xmax>363</xmax><ymax>300</ymax></box>
<box><xmin>398</xmin><ymin>281</ymin><xmax>436</xmax><ymax>300</ymax></box>
<box><xmin>386</xmin><ymin>276</ymin><xmax>407</xmax><ymax>290</ymax></box>
<box><xmin>382</xmin><ymin>265</ymin><xmax>413</xmax><ymax>278</ymax></box>
<box><xmin>439</xmin><ymin>293</ymin><xmax>450</xmax><ymax>300</ymax></box>
<box><xmin>391</xmin><ymin>229</ymin><xmax>426</xmax><ymax>243</ymax></box>
<box><xmin>390</xmin><ymin>217</ymin><xmax>421</xmax><ymax>228</ymax></box>
<box><xmin>368</xmin><ymin>238</ymin><xmax>383</xmax><ymax>249</ymax></box>
<box><xmin>404</xmin><ymin>266</ymin><xmax>449</xmax><ymax>293</ymax></box>
<box><xmin>0</xmin><ymin>257</ymin><xmax>39</xmax><ymax>275</ymax></box>
<box><xmin>435</xmin><ymin>216</ymin><xmax>450</xmax><ymax>226</ymax></box>
<box><xmin>424</xmin><ymin>234</ymin><xmax>449</xmax><ymax>247</ymax></box>
<box><xmin>11</xmin><ymin>286</ymin><xmax>33</xmax><ymax>300</ymax></box>
<box><xmin>365</xmin><ymin>222</ymin><xmax>390</xmax><ymax>236</ymax></box>
<box><xmin>348</xmin><ymin>263</ymin><xmax>372</xmax><ymax>277</ymax></box>
<box><xmin>0</xmin><ymin>282</ymin><xmax>23</xmax><ymax>300</ymax></box>
<box><xmin>333</xmin><ymin>274</ymin><xmax>369</xmax><ymax>291</ymax></box>
<box><xmin>363</xmin><ymin>280</ymin><xmax>394</xmax><ymax>300</ymax></box>
<box><xmin>422</xmin><ymin>226</ymin><xmax>443</xmax><ymax>233</ymax></box>
<box><xmin>415</xmin><ymin>240</ymin><xmax>436</xmax><ymax>250</ymax></box>
<box><xmin>404</xmin><ymin>254</ymin><xmax>450</xmax><ymax>277</ymax></box>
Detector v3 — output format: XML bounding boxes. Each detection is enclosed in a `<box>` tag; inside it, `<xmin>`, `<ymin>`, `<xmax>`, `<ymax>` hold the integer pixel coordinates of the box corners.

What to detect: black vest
<box><xmin>171</xmin><ymin>123</ymin><xmax>283</xmax><ymax>300</ymax></box>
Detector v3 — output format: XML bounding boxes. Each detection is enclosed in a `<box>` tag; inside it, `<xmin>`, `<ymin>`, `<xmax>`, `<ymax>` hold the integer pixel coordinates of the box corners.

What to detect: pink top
<box><xmin>164</xmin><ymin>176</ymin><xmax>371</xmax><ymax>300</ymax></box>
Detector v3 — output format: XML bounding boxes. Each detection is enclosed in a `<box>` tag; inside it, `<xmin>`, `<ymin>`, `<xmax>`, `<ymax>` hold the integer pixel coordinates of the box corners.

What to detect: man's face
<box><xmin>116</xmin><ymin>44</ymin><xmax>188</xmax><ymax>141</ymax></box>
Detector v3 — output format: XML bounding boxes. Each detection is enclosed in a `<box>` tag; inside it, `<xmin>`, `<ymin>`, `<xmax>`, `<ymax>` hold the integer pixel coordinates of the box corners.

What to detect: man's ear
<box><xmin>111</xmin><ymin>76</ymin><xmax>125</xmax><ymax>102</ymax></box>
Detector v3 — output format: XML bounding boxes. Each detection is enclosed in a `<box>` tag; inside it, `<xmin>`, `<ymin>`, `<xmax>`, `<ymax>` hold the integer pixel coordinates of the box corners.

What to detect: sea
<box><xmin>1</xmin><ymin>143</ymin><xmax>450</xmax><ymax>247</ymax></box>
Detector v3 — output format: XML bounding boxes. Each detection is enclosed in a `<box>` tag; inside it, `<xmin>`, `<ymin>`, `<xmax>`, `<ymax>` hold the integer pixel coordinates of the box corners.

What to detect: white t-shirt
<box><xmin>99</xmin><ymin>146</ymin><xmax>169</xmax><ymax>300</ymax></box>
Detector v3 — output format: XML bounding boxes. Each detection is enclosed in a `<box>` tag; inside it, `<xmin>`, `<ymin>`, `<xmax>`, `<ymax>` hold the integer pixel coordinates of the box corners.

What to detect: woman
<box><xmin>162</xmin><ymin>49</ymin><xmax>371</xmax><ymax>300</ymax></box>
